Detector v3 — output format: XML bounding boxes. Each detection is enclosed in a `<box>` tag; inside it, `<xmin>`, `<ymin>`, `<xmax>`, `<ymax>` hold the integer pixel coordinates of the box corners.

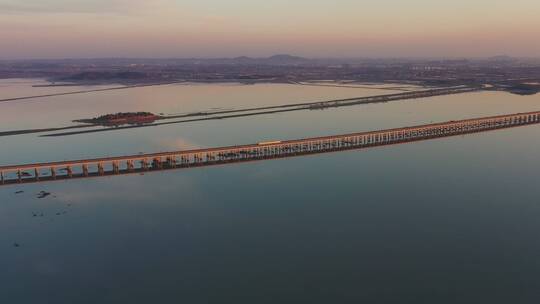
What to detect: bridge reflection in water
<box><xmin>2</xmin><ymin>110</ymin><xmax>540</xmax><ymax>186</ymax></box>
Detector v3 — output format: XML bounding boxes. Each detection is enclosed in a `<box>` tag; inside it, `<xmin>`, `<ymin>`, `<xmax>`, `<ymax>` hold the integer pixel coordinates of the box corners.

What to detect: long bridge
<box><xmin>1</xmin><ymin>110</ymin><xmax>540</xmax><ymax>186</ymax></box>
<box><xmin>304</xmin><ymin>86</ymin><xmax>476</xmax><ymax>109</ymax></box>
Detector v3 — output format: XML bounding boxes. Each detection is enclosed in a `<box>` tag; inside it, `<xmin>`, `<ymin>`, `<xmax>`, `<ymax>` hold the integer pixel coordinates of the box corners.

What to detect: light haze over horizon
<box><xmin>1</xmin><ymin>0</ymin><xmax>540</xmax><ymax>59</ymax></box>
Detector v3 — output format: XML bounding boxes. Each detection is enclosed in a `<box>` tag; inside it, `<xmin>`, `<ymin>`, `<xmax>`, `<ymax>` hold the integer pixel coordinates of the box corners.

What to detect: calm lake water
<box><xmin>1</xmin><ymin>80</ymin><xmax>540</xmax><ymax>303</ymax></box>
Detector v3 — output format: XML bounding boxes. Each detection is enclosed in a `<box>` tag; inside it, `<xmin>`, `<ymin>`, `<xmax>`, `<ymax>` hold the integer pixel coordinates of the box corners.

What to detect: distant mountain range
<box><xmin>207</xmin><ymin>54</ymin><xmax>311</xmax><ymax>65</ymax></box>
<box><xmin>3</xmin><ymin>54</ymin><xmax>540</xmax><ymax>66</ymax></box>
<box><xmin>0</xmin><ymin>55</ymin><xmax>313</xmax><ymax>66</ymax></box>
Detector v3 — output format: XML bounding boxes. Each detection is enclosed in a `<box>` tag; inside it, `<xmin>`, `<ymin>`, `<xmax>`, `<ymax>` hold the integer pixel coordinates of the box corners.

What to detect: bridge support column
<box><xmin>35</xmin><ymin>168</ymin><xmax>40</xmax><ymax>181</ymax></box>
<box><xmin>0</xmin><ymin>171</ymin><xmax>4</xmax><ymax>185</ymax></box>
<box><xmin>153</xmin><ymin>158</ymin><xmax>163</xmax><ymax>169</ymax></box>
<box><xmin>127</xmin><ymin>160</ymin><xmax>134</xmax><ymax>172</ymax></box>
<box><xmin>82</xmin><ymin>164</ymin><xmax>89</xmax><ymax>176</ymax></box>
<box><xmin>98</xmin><ymin>163</ymin><xmax>104</xmax><ymax>176</ymax></box>
<box><xmin>112</xmin><ymin>162</ymin><xmax>119</xmax><ymax>174</ymax></box>
<box><xmin>17</xmin><ymin>170</ymin><xmax>22</xmax><ymax>183</ymax></box>
<box><xmin>167</xmin><ymin>157</ymin><xmax>176</xmax><ymax>168</ymax></box>
<box><xmin>67</xmin><ymin>166</ymin><xmax>73</xmax><ymax>178</ymax></box>
<box><xmin>51</xmin><ymin>167</ymin><xmax>56</xmax><ymax>179</ymax></box>
<box><xmin>142</xmin><ymin>159</ymin><xmax>149</xmax><ymax>170</ymax></box>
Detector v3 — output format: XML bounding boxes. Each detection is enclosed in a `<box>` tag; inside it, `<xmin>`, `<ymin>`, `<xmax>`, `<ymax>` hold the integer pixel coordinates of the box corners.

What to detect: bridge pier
<box><xmin>127</xmin><ymin>160</ymin><xmax>134</xmax><ymax>172</ymax></box>
<box><xmin>167</xmin><ymin>157</ymin><xmax>176</xmax><ymax>168</ymax></box>
<box><xmin>153</xmin><ymin>157</ymin><xmax>163</xmax><ymax>169</ymax></box>
<box><xmin>142</xmin><ymin>159</ymin><xmax>149</xmax><ymax>171</ymax></box>
<box><xmin>98</xmin><ymin>163</ymin><xmax>104</xmax><ymax>176</ymax></box>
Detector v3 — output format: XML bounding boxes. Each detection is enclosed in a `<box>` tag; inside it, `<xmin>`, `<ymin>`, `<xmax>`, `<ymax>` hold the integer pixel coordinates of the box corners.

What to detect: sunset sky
<box><xmin>1</xmin><ymin>0</ymin><xmax>539</xmax><ymax>59</ymax></box>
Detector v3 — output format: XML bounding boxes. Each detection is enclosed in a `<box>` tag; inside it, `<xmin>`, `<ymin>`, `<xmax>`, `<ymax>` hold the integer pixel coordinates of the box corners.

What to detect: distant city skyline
<box><xmin>1</xmin><ymin>0</ymin><xmax>540</xmax><ymax>59</ymax></box>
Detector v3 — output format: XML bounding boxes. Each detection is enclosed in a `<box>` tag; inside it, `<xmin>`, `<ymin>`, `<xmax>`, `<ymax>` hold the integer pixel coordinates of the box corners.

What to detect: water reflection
<box><xmin>1</xmin><ymin>80</ymin><xmax>540</xmax><ymax>303</ymax></box>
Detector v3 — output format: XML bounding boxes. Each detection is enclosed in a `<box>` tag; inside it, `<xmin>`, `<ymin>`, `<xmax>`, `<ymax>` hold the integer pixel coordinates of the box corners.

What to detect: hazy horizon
<box><xmin>1</xmin><ymin>0</ymin><xmax>540</xmax><ymax>59</ymax></box>
<box><xmin>2</xmin><ymin>54</ymin><xmax>539</xmax><ymax>62</ymax></box>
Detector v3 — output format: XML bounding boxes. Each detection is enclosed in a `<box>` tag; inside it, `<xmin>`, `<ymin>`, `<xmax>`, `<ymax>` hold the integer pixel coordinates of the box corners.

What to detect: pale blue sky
<box><xmin>1</xmin><ymin>0</ymin><xmax>539</xmax><ymax>58</ymax></box>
